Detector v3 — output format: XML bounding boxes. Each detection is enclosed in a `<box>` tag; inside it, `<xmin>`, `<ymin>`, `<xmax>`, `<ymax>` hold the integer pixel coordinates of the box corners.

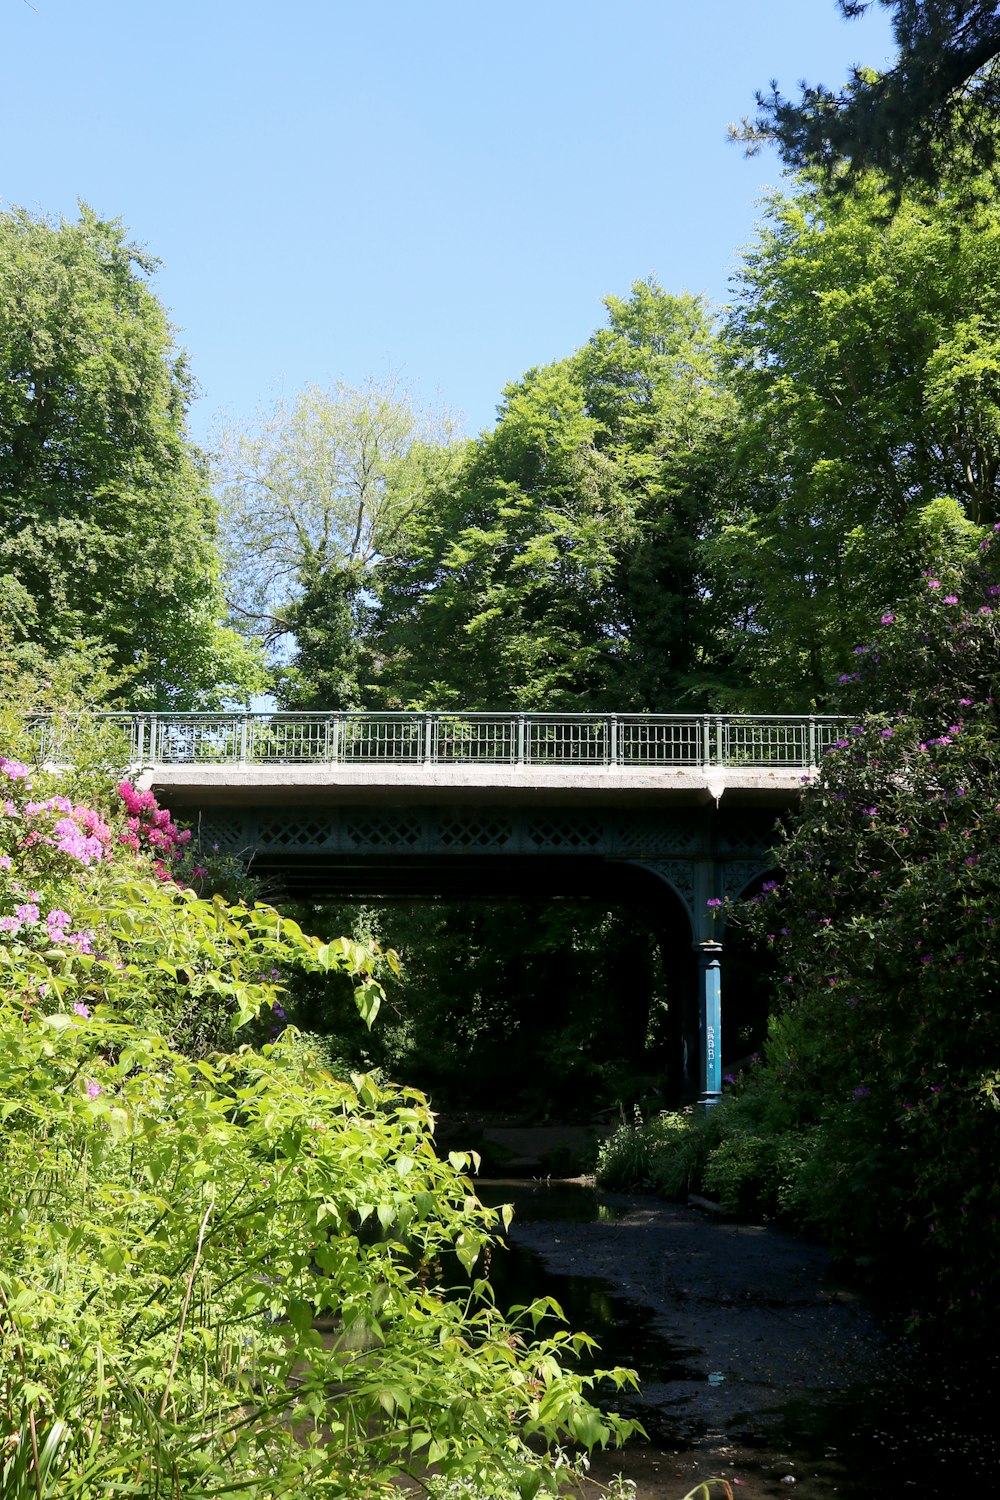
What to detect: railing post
<box><xmin>239</xmin><ymin>714</ymin><xmax>250</xmax><ymax>764</ymax></box>
<box><xmin>423</xmin><ymin>712</ymin><xmax>434</xmax><ymax>765</ymax></box>
<box><xmin>149</xmin><ymin>714</ymin><xmax>159</xmax><ymax>764</ymax></box>
<box><xmin>134</xmin><ymin>716</ymin><xmax>146</xmax><ymax>766</ymax></box>
<box><xmin>517</xmin><ymin>713</ymin><xmax>526</xmax><ymax>765</ymax></box>
<box><xmin>808</xmin><ymin>715</ymin><xmax>816</xmax><ymax>767</ymax></box>
<box><xmin>702</xmin><ymin>715</ymin><xmax>713</xmax><ymax>766</ymax></box>
<box><xmin>608</xmin><ymin>714</ymin><xmax>618</xmax><ymax>766</ymax></box>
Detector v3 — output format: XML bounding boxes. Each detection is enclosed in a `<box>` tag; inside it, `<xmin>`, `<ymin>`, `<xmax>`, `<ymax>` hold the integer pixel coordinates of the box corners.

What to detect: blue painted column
<box><xmin>696</xmin><ymin>940</ymin><xmax>723</xmax><ymax>1106</ymax></box>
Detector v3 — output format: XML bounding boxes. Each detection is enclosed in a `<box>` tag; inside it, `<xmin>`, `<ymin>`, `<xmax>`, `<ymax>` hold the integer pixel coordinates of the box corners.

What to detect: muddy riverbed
<box><xmin>478</xmin><ymin>1179</ymin><xmax>995</xmax><ymax>1500</ymax></box>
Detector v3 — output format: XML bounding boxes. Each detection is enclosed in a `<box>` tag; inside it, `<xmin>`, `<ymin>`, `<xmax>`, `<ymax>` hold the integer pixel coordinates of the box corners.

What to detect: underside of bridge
<box><xmin>158</xmin><ymin>780</ymin><xmax>784</xmax><ymax>1106</ymax></box>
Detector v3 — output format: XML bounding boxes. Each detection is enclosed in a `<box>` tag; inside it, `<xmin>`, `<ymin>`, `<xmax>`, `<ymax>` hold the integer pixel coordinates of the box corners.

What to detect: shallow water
<box><xmin>473</xmin><ymin>1179</ymin><xmax>995</xmax><ymax>1500</ymax></box>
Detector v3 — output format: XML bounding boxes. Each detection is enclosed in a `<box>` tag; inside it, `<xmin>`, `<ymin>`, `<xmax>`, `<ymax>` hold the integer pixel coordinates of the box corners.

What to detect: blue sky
<box><xmin>3</xmin><ymin>0</ymin><xmax>896</xmax><ymax>443</ymax></box>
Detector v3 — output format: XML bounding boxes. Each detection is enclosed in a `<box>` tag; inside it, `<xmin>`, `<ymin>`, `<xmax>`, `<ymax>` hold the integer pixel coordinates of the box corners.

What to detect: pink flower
<box><xmin>85</xmin><ymin>1079</ymin><xmax>102</xmax><ymax>1098</ymax></box>
<box><xmin>15</xmin><ymin>902</ymin><xmax>39</xmax><ymax>924</ymax></box>
<box><xmin>943</xmin><ymin>594</ymin><xmax>959</xmax><ymax>605</ymax></box>
<box><xmin>72</xmin><ymin>1002</ymin><xmax>90</xmax><ymax>1018</ymax></box>
<box><xmin>927</xmin><ymin>579</ymin><xmax>941</xmax><ymax>590</ymax></box>
<box><xmin>881</xmin><ymin>613</ymin><xmax>895</xmax><ymax>624</ymax></box>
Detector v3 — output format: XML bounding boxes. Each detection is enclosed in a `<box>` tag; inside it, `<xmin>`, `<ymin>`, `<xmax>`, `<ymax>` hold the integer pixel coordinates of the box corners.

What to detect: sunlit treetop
<box><xmin>733</xmin><ymin>1</ymin><xmax>1000</xmax><ymax>201</ymax></box>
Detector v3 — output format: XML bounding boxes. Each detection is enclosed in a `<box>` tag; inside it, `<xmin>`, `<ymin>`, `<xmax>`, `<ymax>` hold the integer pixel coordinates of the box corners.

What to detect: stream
<box><xmin>475</xmin><ymin>1179</ymin><xmax>995</xmax><ymax>1500</ymax></box>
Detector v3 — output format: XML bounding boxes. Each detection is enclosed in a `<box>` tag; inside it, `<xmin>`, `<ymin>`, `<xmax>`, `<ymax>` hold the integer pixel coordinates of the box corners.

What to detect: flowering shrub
<box><xmin>601</xmin><ymin>523</ymin><xmax>1000</xmax><ymax>1348</ymax></box>
<box><xmin>117</xmin><ymin>777</ymin><xmax>192</xmax><ymax>876</ymax></box>
<box><xmin>722</xmin><ymin>530</ymin><xmax>1000</xmax><ymax>1335</ymax></box>
<box><xmin>0</xmin><ymin>728</ymin><xmax>638</xmax><ymax>1496</ymax></box>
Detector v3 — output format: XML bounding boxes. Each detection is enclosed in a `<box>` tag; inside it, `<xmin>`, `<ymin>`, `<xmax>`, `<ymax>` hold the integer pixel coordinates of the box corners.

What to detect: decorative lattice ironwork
<box><xmin>722</xmin><ymin>860</ymin><xmax>773</xmax><ymax>900</ymax></box>
<box><xmin>526</xmin><ymin>818</ymin><xmax>604</xmax><ymax>850</ymax></box>
<box><xmin>191</xmin><ymin>816</ymin><xmax>248</xmax><ymax>851</ymax></box>
<box><xmin>638</xmin><ymin>859</ymin><xmax>698</xmax><ymax>912</ymax></box>
<box><xmin>345</xmin><ymin>815</ymin><xmax>425</xmax><ymax>850</ymax></box>
<box><xmin>258</xmin><ymin>818</ymin><xmax>336</xmax><ymax>850</ymax></box>
<box><xmin>716</xmin><ymin>817</ymin><xmax>776</xmax><ymax>856</ymax></box>
<box><xmin>438</xmin><ymin>816</ymin><xmax>515</xmax><ymax>849</ymax></box>
<box><xmin>615</xmin><ymin>813</ymin><xmax>700</xmax><ymax>855</ymax></box>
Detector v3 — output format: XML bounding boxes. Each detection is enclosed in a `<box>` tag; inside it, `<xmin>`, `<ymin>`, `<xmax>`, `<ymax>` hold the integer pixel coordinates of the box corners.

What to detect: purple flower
<box><xmin>880</xmin><ymin>728</ymin><xmax>893</xmax><ymax>739</ymax></box>
<box><xmin>881</xmin><ymin>613</ymin><xmax>895</xmax><ymax>624</ymax></box>
<box><xmin>72</xmin><ymin>1002</ymin><xmax>90</xmax><ymax>1018</ymax></box>
<box><xmin>706</xmin><ymin>897</ymin><xmax>723</xmax><ymax>909</ymax></box>
<box><xmin>928</xmin><ymin>579</ymin><xmax>941</xmax><ymax>590</ymax></box>
<box><xmin>85</xmin><ymin>1079</ymin><xmax>103</xmax><ymax>1099</ymax></box>
<box><xmin>943</xmin><ymin>594</ymin><xmax>959</xmax><ymax>605</ymax></box>
<box><xmin>0</xmin><ymin>915</ymin><xmax>19</xmax><ymax>933</ymax></box>
<box><xmin>853</xmin><ymin>1086</ymin><xmax>871</xmax><ymax>1100</ymax></box>
<box><xmin>862</xmin><ymin>807</ymin><xmax>878</xmax><ymax>817</ymax></box>
<box><xmin>15</xmin><ymin>903</ymin><xmax>39</xmax><ymax>925</ymax></box>
<box><xmin>854</xmin><ymin>645</ymin><xmax>868</xmax><ymax>655</ymax></box>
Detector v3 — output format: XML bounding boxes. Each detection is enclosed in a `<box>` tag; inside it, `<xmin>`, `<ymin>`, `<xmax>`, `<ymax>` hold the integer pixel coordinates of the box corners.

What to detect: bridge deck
<box><xmin>147</xmin><ymin>761</ymin><xmax>811</xmax><ymax>808</ymax></box>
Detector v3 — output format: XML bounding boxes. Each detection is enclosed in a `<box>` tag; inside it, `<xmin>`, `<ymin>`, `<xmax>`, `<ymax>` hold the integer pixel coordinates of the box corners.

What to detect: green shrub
<box><xmin>0</xmin><ymin>733</ymin><xmax>641</xmax><ymax>1497</ymax></box>
<box><xmin>595</xmin><ymin>1110</ymin><xmax>723</xmax><ymax>1198</ymax></box>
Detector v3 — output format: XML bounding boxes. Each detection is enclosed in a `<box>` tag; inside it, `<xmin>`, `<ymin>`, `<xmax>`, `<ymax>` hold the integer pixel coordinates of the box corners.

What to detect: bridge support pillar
<box><xmin>695</xmin><ymin>940</ymin><xmax>723</xmax><ymax>1107</ymax></box>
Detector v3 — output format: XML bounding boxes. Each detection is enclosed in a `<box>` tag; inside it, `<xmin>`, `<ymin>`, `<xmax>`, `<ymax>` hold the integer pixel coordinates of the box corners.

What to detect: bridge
<box><xmin>71</xmin><ymin>710</ymin><xmax>839</xmax><ymax>1105</ymax></box>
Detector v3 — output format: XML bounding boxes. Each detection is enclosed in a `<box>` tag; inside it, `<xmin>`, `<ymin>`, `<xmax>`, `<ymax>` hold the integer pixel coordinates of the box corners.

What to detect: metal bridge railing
<box><xmin>25</xmin><ymin>711</ymin><xmax>845</xmax><ymax>770</ymax></box>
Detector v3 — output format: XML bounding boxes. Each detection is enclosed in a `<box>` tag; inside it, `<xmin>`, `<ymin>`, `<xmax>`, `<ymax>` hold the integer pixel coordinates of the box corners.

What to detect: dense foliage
<box><xmin>601</xmin><ymin>515</ymin><xmax>1000</xmax><ymax>1342</ymax></box>
<box><xmin>213</xmin><ymin>380</ymin><xmax>460</xmax><ymax>707</ymax></box>
<box><xmin>0</xmin><ymin>205</ymin><xmax>260</xmax><ymax>708</ymax></box>
<box><xmin>735</xmin><ymin>1</ymin><xmax>1000</xmax><ymax>200</ymax></box>
<box><xmin>280</xmin><ymin>899</ymin><xmax>673</xmax><ymax>1123</ymax></box>
<box><xmin>709</xmin><ymin>168</ymin><xmax>1000</xmax><ymax>706</ymax></box>
<box><xmin>0</xmin><ymin>709</ymin><xmax>639</xmax><ymax>1498</ymax></box>
<box><xmin>370</xmin><ymin>281</ymin><xmax>731</xmax><ymax>711</ymax></box>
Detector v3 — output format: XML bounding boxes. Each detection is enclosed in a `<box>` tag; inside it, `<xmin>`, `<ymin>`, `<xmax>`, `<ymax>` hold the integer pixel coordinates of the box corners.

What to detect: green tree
<box><xmin>0</xmin><ymin>204</ymin><xmax>260</xmax><ymax>708</ymax></box>
<box><xmin>372</xmin><ymin>281</ymin><xmax>730</xmax><ymax>711</ymax></box>
<box><xmin>214</xmin><ymin>380</ymin><xmax>458</xmax><ymax>703</ymax></box>
<box><xmin>707</xmin><ymin>171</ymin><xmax>1000</xmax><ymax>708</ymax></box>
<box><xmin>735</xmin><ymin>1</ymin><xmax>1000</xmax><ymax>200</ymax></box>
<box><xmin>575</xmin><ymin>281</ymin><xmax>735</xmax><ymax>708</ymax></box>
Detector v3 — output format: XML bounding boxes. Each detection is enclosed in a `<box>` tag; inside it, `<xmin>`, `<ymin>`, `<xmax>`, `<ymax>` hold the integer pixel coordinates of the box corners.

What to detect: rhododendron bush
<box><xmin>721</xmin><ymin>523</ymin><xmax>1000</xmax><ymax>1337</ymax></box>
<box><xmin>599</xmin><ymin>512</ymin><xmax>1000</xmax><ymax>1347</ymax></box>
<box><xmin>0</xmin><ymin>739</ymin><xmax>637</xmax><ymax>1498</ymax></box>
